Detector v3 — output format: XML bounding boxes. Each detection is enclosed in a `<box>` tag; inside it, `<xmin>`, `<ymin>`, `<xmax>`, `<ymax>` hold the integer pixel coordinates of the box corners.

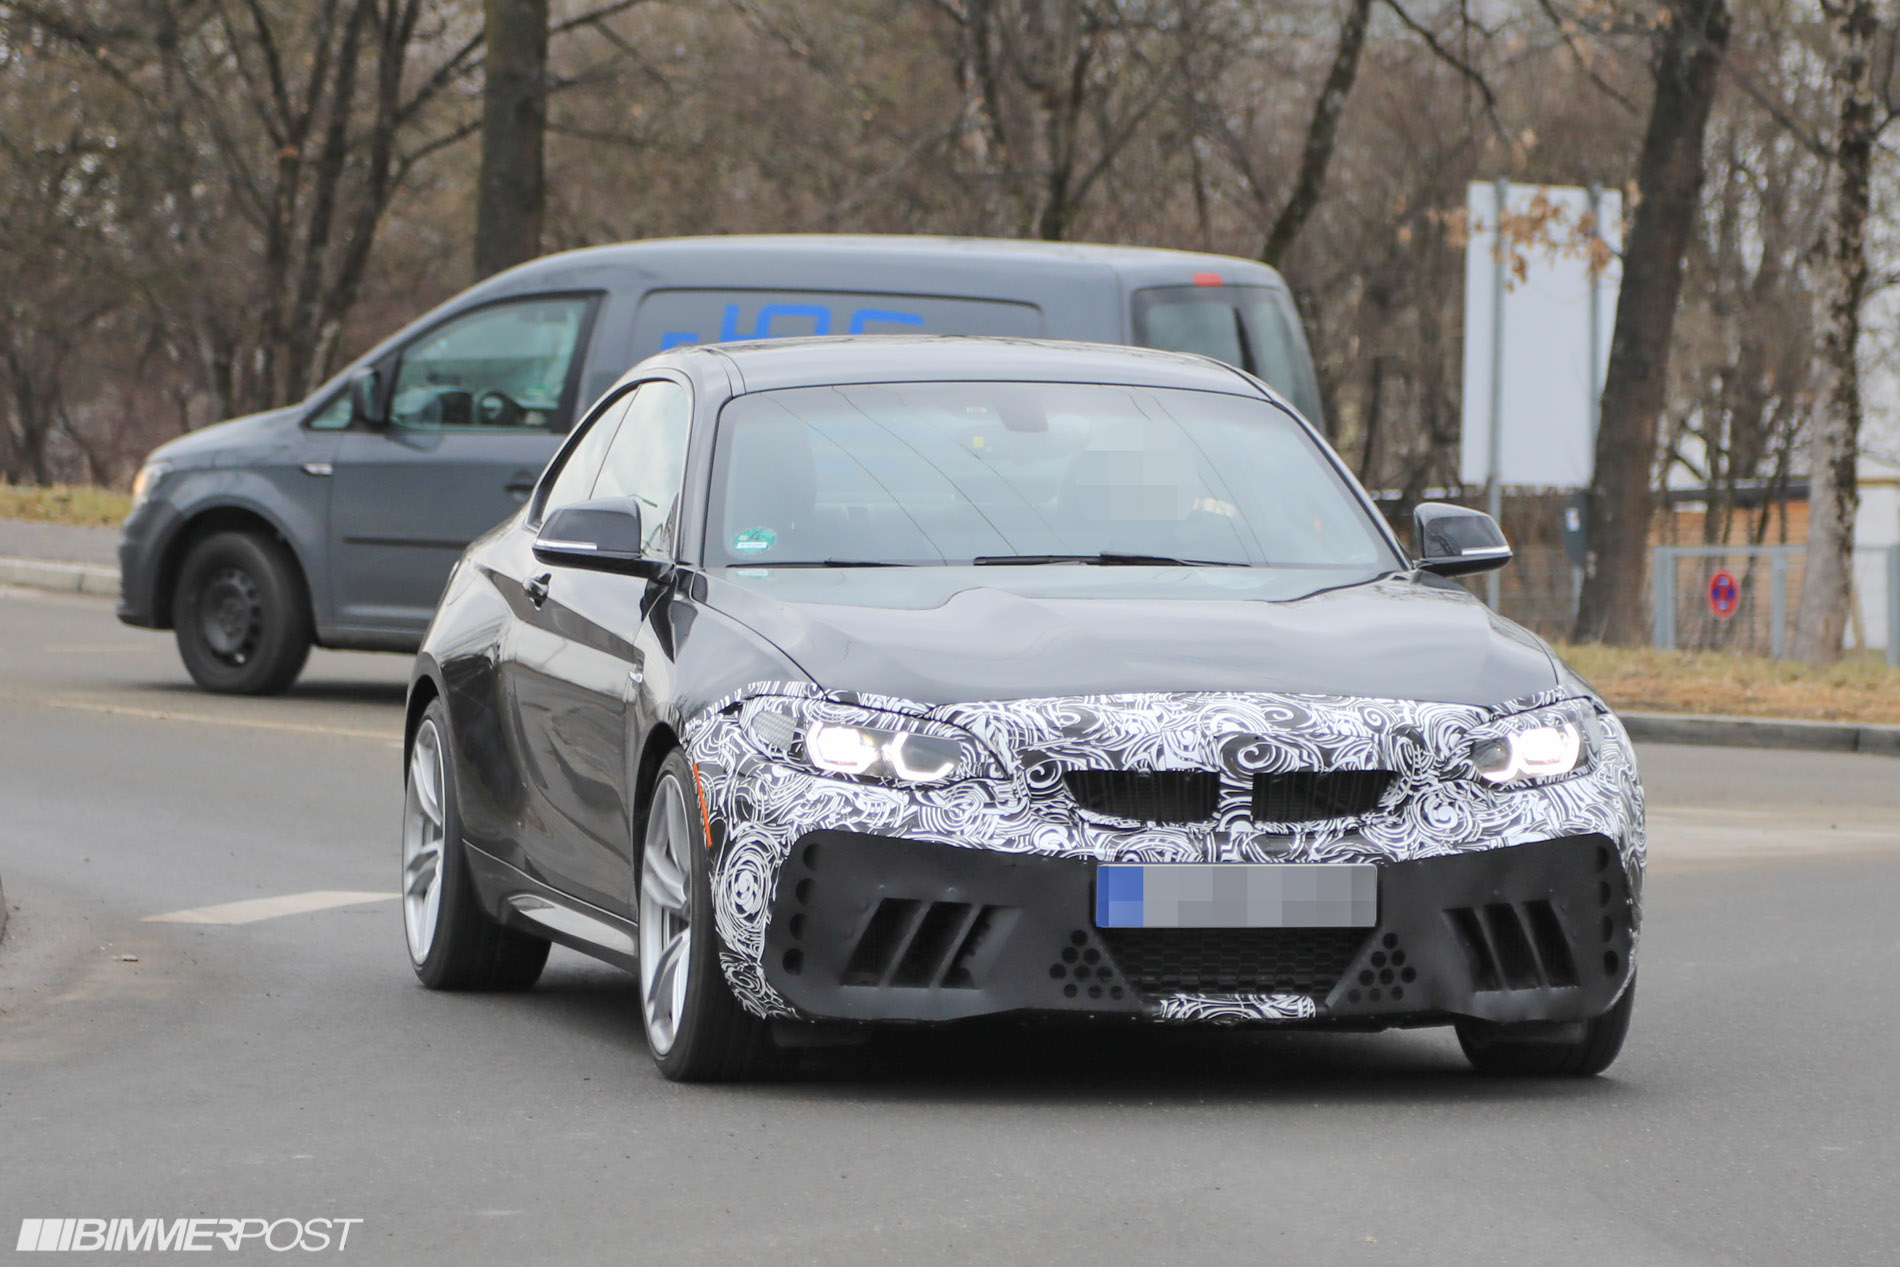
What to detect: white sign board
<box><xmin>1460</xmin><ymin>181</ymin><xmax>1622</xmax><ymax>489</ymax></box>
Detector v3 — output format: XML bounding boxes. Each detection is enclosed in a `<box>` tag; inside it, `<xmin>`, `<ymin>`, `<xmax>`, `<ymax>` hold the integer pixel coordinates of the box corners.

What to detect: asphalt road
<box><xmin>3</xmin><ymin>584</ymin><xmax>1897</xmax><ymax>1266</ymax></box>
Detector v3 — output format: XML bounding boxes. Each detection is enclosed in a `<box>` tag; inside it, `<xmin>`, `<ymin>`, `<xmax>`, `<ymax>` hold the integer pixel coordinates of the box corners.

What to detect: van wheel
<box><xmin>173</xmin><ymin>530</ymin><xmax>313</xmax><ymax>695</ymax></box>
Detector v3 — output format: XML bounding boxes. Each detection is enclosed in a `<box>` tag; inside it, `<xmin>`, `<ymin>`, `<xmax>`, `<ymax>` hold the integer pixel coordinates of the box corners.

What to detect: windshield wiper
<box><xmin>971</xmin><ymin>552</ymin><xmax>1247</xmax><ymax>567</ymax></box>
<box><xmin>738</xmin><ymin>559</ymin><xmax>916</xmax><ymax>568</ymax></box>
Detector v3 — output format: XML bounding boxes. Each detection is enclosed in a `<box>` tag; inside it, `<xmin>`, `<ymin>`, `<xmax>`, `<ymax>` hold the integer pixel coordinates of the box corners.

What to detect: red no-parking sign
<box><xmin>1707</xmin><ymin>570</ymin><xmax>1740</xmax><ymax>619</ymax></box>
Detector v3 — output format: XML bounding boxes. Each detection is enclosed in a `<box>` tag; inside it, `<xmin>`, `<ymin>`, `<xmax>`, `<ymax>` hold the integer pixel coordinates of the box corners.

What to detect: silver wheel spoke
<box><xmin>644</xmin><ymin>849</ymin><xmax>688</xmax><ymax>914</ymax></box>
<box><xmin>648</xmin><ymin>930</ymin><xmax>687</xmax><ymax>1017</ymax></box>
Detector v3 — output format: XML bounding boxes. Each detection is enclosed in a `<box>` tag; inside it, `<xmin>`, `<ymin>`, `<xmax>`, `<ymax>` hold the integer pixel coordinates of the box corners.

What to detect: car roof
<box><xmin>471</xmin><ymin>234</ymin><xmax>1289</xmax><ymax>305</ymax></box>
<box><xmin>645</xmin><ymin>335</ymin><xmax>1271</xmax><ymax>396</ymax></box>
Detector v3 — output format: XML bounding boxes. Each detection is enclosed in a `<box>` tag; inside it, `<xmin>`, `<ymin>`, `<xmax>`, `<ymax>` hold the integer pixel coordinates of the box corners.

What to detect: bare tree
<box><xmin>1793</xmin><ymin>0</ymin><xmax>1881</xmax><ymax>664</ymax></box>
<box><xmin>475</xmin><ymin>0</ymin><xmax>549</xmax><ymax>277</ymax></box>
<box><xmin>1574</xmin><ymin>0</ymin><xmax>1732</xmax><ymax>645</ymax></box>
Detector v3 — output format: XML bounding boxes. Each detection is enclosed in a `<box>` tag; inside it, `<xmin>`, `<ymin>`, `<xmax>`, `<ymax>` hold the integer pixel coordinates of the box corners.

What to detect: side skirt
<box><xmin>463</xmin><ymin>842</ymin><xmax>637</xmax><ymax>971</ymax></box>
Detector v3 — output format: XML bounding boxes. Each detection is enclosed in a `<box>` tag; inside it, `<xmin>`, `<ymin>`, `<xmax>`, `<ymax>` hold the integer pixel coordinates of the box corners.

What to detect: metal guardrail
<box><xmin>1651</xmin><ymin>543</ymin><xmax>1900</xmax><ymax>667</ymax></box>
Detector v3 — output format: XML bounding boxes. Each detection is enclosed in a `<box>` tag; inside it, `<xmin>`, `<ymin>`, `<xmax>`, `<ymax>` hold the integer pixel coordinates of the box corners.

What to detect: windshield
<box><xmin>706</xmin><ymin>382</ymin><xmax>1395</xmax><ymax>570</ymax></box>
<box><xmin>1132</xmin><ymin>285</ymin><xmax>1323</xmax><ymax>424</ymax></box>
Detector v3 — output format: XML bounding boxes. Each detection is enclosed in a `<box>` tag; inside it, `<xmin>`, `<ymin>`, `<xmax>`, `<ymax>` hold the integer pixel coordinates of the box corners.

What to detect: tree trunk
<box><xmin>1572</xmin><ymin>0</ymin><xmax>1729</xmax><ymax>645</ymax></box>
<box><xmin>1792</xmin><ymin>0</ymin><xmax>1877</xmax><ymax>665</ymax></box>
<box><xmin>1261</xmin><ymin>0</ymin><xmax>1373</xmax><ymax>268</ymax></box>
<box><xmin>475</xmin><ymin>0</ymin><xmax>550</xmax><ymax>279</ymax></box>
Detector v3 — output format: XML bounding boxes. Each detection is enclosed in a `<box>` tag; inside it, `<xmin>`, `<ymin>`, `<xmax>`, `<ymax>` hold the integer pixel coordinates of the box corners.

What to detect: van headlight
<box><xmin>742</xmin><ymin>698</ymin><xmax>999</xmax><ymax>786</ymax></box>
<box><xmin>130</xmin><ymin>459</ymin><xmax>173</xmax><ymax>507</ymax></box>
<box><xmin>1469</xmin><ymin>702</ymin><xmax>1600</xmax><ymax>786</ymax></box>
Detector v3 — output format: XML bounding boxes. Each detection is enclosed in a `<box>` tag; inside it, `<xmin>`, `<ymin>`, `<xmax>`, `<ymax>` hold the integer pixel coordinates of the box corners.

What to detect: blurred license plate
<box><xmin>1094</xmin><ymin>863</ymin><xmax>1377</xmax><ymax>929</ymax></box>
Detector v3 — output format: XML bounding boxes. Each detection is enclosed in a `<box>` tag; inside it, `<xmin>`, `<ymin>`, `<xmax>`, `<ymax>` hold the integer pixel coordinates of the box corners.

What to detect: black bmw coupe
<box><xmin>401</xmin><ymin>336</ymin><xmax>1644</xmax><ymax>1081</ymax></box>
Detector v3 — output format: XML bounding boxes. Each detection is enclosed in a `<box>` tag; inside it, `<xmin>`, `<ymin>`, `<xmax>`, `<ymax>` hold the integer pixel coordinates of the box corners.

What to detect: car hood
<box><xmin>698</xmin><ymin>565</ymin><xmax>1559</xmax><ymax>708</ymax></box>
<box><xmin>147</xmin><ymin>406</ymin><xmax>304</xmax><ymax>468</ymax></box>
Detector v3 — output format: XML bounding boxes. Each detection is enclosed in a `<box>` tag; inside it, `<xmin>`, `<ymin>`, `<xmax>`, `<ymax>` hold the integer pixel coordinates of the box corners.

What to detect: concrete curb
<box><xmin>1623</xmin><ymin>711</ymin><xmax>1900</xmax><ymax>757</ymax></box>
<box><xmin>0</xmin><ymin>554</ymin><xmax>119</xmax><ymax>597</ymax></box>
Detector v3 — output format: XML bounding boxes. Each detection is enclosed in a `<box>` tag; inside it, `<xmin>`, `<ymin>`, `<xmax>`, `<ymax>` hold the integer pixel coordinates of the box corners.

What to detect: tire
<box><xmin>172</xmin><ymin>530</ymin><xmax>313</xmax><ymax>694</ymax></box>
<box><xmin>1456</xmin><ymin>979</ymin><xmax>1635</xmax><ymax>1077</ymax></box>
<box><xmin>403</xmin><ymin>698</ymin><xmax>550</xmax><ymax>991</ymax></box>
<box><xmin>638</xmin><ymin>750</ymin><xmax>781</xmax><ymax>1082</ymax></box>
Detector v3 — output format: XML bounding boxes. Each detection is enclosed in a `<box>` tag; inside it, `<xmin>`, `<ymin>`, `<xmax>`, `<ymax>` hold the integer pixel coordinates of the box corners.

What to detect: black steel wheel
<box><xmin>172</xmin><ymin>531</ymin><xmax>313</xmax><ymax>694</ymax></box>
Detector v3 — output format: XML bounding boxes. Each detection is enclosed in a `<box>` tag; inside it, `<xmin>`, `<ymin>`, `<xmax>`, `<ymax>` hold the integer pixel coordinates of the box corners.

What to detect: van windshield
<box><xmin>707</xmin><ymin>381</ymin><xmax>1392</xmax><ymax>571</ymax></box>
<box><xmin>1132</xmin><ymin>285</ymin><xmax>1323</xmax><ymax>424</ymax></box>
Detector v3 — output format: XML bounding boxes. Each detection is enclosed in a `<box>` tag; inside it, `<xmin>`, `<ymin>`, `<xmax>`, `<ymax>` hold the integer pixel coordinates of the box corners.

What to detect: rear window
<box><xmin>632</xmin><ymin>289</ymin><xmax>1042</xmax><ymax>360</ymax></box>
<box><xmin>1132</xmin><ymin>285</ymin><xmax>1323</xmax><ymax>424</ymax></box>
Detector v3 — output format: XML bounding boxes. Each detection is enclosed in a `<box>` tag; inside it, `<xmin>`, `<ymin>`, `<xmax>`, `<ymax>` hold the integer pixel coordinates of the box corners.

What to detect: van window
<box><xmin>632</xmin><ymin>289</ymin><xmax>1041</xmax><ymax>360</ymax></box>
<box><xmin>1132</xmin><ymin>285</ymin><xmax>1323</xmax><ymax>424</ymax></box>
<box><xmin>388</xmin><ymin>295</ymin><xmax>594</xmax><ymax>431</ymax></box>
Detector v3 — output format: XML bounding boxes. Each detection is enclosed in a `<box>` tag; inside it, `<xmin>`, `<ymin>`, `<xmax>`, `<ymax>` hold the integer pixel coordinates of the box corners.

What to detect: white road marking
<box><xmin>45</xmin><ymin>697</ymin><xmax>400</xmax><ymax>744</ymax></box>
<box><xmin>145</xmin><ymin>890</ymin><xmax>398</xmax><ymax>925</ymax></box>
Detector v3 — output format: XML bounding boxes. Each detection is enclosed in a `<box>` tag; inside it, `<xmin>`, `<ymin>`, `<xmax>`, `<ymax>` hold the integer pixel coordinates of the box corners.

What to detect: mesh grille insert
<box><xmin>1099</xmin><ymin>927</ymin><xmax>1368</xmax><ymax>995</ymax></box>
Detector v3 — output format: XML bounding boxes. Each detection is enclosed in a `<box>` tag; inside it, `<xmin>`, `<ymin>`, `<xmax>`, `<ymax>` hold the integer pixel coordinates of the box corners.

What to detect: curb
<box><xmin>1623</xmin><ymin>711</ymin><xmax>1900</xmax><ymax>757</ymax></box>
<box><xmin>0</xmin><ymin>554</ymin><xmax>119</xmax><ymax>597</ymax></box>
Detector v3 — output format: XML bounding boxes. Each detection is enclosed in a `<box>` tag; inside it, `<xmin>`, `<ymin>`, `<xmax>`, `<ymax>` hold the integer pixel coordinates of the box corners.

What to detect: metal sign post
<box><xmin>1485</xmin><ymin>176</ymin><xmax>1508</xmax><ymax>611</ymax></box>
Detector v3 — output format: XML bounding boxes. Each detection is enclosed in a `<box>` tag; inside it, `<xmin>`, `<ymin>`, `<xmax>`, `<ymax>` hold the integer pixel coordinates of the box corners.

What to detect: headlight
<box><xmin>742</xmin><ymin>698</ymin><xmax>998</xmax><ymax>786</ymax></box>
<box><xmin>130</xmin><ymin>459</ymin><xmax>173</xmax><ymax>507</ymax></box>
<box><xmin>1469</xmin><ymin>702</ymin><xmax>1599</xmax><ymax>786</ymax></box>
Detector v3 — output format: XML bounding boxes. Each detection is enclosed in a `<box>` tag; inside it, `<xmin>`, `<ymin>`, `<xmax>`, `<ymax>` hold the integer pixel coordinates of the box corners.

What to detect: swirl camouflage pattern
<box><xmin>687</xmin><ymin>683</ymin><xmax>1644</xmax><ymax>1024</ymax></box>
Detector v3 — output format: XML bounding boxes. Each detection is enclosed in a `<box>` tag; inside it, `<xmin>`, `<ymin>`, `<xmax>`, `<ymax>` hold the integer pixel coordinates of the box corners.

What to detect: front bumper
<box><xmin>115</xmin><ymin>498</ymin><xmax>182</xmax><ymax>628</ymax></box>
<box><xmin>758</xmin><ymin>831</ymin><xmax>1635</xmax><ymax>1026</ymax></box>
<box><xmin>687</xmin><ymin>683</ymin><xmax>1646</xmax><ymax>1026</ymax></box>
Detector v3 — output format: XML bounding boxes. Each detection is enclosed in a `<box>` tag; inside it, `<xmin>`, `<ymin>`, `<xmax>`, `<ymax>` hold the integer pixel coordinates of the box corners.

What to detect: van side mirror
<box><xmin>533</xmin><ymin>500</ymin><xmax>669</xmax><ymax>579</ymax></box>
<box><xmin>349</xmin><ymin>367</ymin><xmax>386</xmax><ymax>426</ymax></box>
<box><xmin>1414</xmin><ymin>502</ymin><xmax>1513</xmax><ymax>576</ymax></box>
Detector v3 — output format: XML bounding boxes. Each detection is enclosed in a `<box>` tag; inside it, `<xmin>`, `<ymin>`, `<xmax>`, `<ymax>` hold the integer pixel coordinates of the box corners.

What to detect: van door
<box><xmin>326</xmin><ymin>294</ymin><xmax>598</xmax><ymax>640</ymax></box>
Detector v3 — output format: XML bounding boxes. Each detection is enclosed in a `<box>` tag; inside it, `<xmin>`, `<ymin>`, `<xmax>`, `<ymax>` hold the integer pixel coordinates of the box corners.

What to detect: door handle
<box><xmin>524</xmin><ymin>572</ymin><xmax>551</xmax><ymax>608</ymax></box>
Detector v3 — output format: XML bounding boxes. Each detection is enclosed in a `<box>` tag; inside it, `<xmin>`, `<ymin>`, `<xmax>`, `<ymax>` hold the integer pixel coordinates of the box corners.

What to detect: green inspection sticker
<box><xmin>732</xmin><ymin>527</ymin><xmax>778</xmax><ymax>554</ymax></box>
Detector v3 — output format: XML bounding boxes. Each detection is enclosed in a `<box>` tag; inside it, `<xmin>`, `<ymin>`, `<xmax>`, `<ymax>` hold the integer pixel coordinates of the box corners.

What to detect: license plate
<box><xmin>1095</xmin><ymin>863</ymin><xmax>1377</xmax><ymax>929</ymax></box>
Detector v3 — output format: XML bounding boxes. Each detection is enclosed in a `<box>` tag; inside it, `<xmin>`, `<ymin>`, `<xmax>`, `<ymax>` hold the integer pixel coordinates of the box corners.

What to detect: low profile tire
<box><xmin>639</xmin><ymin>750</ymin><xmax>780</xmax><ymax>1082</ymax></box>
<box><xmin>404</xmin><ymin>699</ymin><xmax>549</xmax><ymax>990</ymax></box>
<box><xmin>172</xmin><ymin>530</ymin><xmax>312</xmax><ymax>694</ymax></box>
<box><xmin>1457</xmin><ymin>980</ymin><xmax>1635</xmax><ymax>1077</ymax></box>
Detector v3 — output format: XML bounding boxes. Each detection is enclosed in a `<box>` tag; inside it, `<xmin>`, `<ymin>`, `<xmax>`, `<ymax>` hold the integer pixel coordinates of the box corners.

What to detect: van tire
<box><xmin>173</xmin><ymin>531</ymin><xmax>313</xmax><ymax>695</ymax></box>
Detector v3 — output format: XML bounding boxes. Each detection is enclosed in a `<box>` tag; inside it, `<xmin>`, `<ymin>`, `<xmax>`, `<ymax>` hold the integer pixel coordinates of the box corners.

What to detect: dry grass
<box><xmin>0</xmin><ymin>483</ymin><xmax>132</xmax><ymax>527</ymax></box>
<box><xmin>1554</xmin><ymin>642</ymin><xmax>1900</xmax><ymax>725</ymax></box>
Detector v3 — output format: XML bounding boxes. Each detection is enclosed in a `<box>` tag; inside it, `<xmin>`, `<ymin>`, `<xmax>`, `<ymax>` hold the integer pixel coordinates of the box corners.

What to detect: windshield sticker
<box><xmin>732</xmin><ymin>527</ymin><xmax>778</xmax><ymax>554</ymax></box>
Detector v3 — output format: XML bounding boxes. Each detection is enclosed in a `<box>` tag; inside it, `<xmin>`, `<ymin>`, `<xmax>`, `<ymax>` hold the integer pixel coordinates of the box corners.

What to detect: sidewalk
<box><xmin>0</xmin><ymin>517</ymin><xmax>119</xmax><ymax>597</ymax></box>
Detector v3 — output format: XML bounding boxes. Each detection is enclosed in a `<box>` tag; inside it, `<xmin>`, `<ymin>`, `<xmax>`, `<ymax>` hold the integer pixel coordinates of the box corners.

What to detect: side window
<box><xmin>306</xmin><ymin>390</ymin><xmax>352</xmax><ymax>430</ymax></box>
<box><xmin>387</xmin><ymin>295</ymin><xmax>592</xmax><ymax>432</ymax></box>
<box><xmin>591</xmin><ymin>380</ymin><xmax>690</xmax><ymax>556</ymax></box>
<box><xmin>539</xmin><ymin>390</ymin><xmax>637</xmax><ymax>518</ymax></box>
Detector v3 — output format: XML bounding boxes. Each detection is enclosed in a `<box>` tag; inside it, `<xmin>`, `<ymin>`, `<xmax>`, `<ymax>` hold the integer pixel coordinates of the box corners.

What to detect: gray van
<box><xmin>117</xmin><ymin>234</ymin><xmax>1323</xmax><ymax>693</ymax></box>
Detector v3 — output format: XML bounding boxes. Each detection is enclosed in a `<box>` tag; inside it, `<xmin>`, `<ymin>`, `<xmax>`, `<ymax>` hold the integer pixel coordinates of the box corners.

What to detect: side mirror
<box><xmin>1414</xmin><ymin>502</ymin><xmax>1513</xmax><ymax>576</ymax></box>
<box><xmin>533</xmin><ymin>499</ymin><xmax>668</xmax><ymax>578</ymax></box>
<box><xmin>349</xmin><ymin>367</ymin><xmax>386</xmax><ymax>426</ymax></box>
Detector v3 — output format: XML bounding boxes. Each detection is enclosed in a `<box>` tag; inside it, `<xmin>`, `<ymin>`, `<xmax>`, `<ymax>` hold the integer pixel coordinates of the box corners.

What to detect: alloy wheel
<box><xmin>402</xmin><ymin>720</ymin><xmax>447</xmax><ymax>963</ymax></box>
<box><xmin>639</xmin><ymin>775</ymin><xmax>695</xmax><ymax>1056</ymax></box>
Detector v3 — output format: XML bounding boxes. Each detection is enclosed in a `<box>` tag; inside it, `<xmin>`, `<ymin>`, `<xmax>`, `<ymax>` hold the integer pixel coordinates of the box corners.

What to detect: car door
<box><xmin>499</xmin><ymin>378</ymin><xmax>693</xmax><ymax>913</ymax></box>
<box><xmin>326</xmin><ymin>293</ymin><xmax>600</xmax><ymax>640</ymax></box>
